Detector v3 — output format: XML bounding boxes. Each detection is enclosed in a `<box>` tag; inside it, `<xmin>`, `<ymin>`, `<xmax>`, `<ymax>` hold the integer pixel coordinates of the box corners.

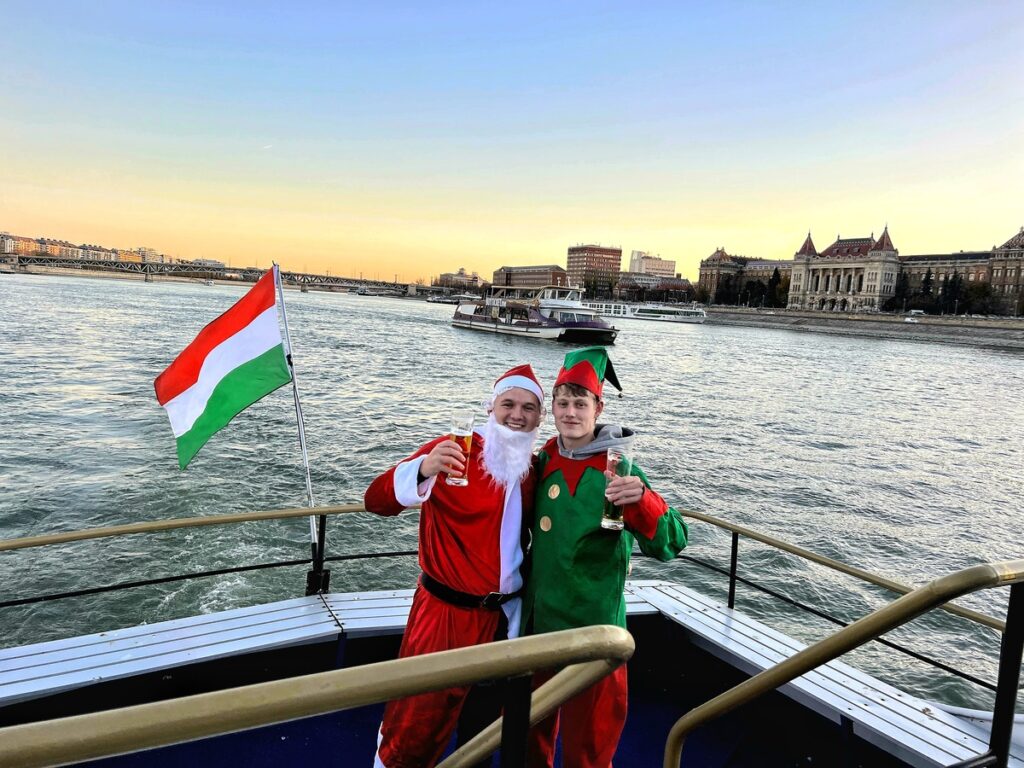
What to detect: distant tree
<box><xmin>883</xmin><ymin>271</ymin><xmax>911</xmax><ymax>312</ymax></box>
<box><xmin>714</xmin><ymin>275</ymin><xmax>739</xmax><ymax>305</ymax></box>
<box><xmin>767</xmin><ymin>268</ymin><xmax>782</xmax><ymax>308</ymax></box>
<box><xmin>695</xmin><ymin>285</ymin><xmax>711</xmax><ymax>304</ymax></box>
<box><xmin>965</xmin><ymin>282</ymin><xmax>997</xmax><ymax>315</ymax></box>
<box><xmin>777</xmin><ymin>276</ymin><xmax>791</xmax><ymax>307</ymax></box>
<box><xmin>744</xmin><ymin>279</ymin><xmax>768</xmax><ymax>307</ymax></box>
<box><xmin>921</xmin><ymin>268</ymin><xmax>933</xmax><ymax>297</ymax></box>
<box><xmin>938</xmin><ymin>271</ymin><xmax>964</xmax><ymax>314</ymax></box>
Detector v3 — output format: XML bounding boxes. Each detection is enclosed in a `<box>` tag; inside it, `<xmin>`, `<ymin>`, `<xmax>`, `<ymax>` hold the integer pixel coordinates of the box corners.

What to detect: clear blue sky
<box><xmin>2</xmin><ymin>1</ymin><xmax>1022</xmax><ymax>280</ymax></box>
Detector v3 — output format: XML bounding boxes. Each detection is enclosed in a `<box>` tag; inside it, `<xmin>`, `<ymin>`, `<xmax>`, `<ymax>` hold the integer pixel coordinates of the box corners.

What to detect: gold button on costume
<box><xmin>548</xmin><ymin>485</ymin><xmax>560</xmax><ymax>500</ymax></box>
<box><xmin>539</xmin><ymin>516</ymin><xmax>552</xmax><ymax>532</ymax></box>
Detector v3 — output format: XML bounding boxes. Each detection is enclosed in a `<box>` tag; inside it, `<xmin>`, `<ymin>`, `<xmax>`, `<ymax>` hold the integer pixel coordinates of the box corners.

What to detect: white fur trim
<box><xmin>373</xmin><ymin>724</ymin><xmax>386</xmax><ymax>767</ymax></box>
<box><xmin>503</xmin><ymin>597</ymin><xmax>522</xmax><ymax>640</ymax></box>
<box><xmin>492</xmin><ymin>375</ymin><xmax>543</xmax><ymax>404</ymax></box>
<box><xmin>499</xmin><ymin>479</ymin><xmax>524</xmax><ymax>638</ymax></box>
<box><xmin>393</xmin><ymin>456</ymin><xmax>435</xmax><ymax>507</ymax></box>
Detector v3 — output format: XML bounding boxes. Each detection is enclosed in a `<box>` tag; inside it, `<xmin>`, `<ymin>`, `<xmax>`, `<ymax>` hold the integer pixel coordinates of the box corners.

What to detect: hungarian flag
<box><xmin>155</xmin><ymin>267</ymin><xmax>292</xmax><ymax>468</ymax></box>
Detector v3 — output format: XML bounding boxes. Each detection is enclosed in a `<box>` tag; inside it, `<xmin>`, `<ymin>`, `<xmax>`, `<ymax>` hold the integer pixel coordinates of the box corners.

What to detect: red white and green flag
<box><xmin>154</xmin><ymin>267</ymin><xmax>292</xmax><ymax>469</ymax></box>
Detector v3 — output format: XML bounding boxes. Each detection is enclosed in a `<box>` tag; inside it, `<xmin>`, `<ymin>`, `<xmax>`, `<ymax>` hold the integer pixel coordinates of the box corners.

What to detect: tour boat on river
<box><xmin>452</xmin><ymin>285</ymin><xmax>618</xmax><ymax>344</ymax></box>
<box><xmin>582</xmin><ymin>300</ymin><xmax>708</xmax><ymax>324</ymax></box>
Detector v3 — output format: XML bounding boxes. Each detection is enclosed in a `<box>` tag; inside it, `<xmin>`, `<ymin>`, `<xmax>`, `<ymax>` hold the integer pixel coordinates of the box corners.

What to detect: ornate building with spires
<box><xmin>788</xmin><ymin>227</ymin><xmax>900</xmax><ymax>311</ymax></box>
<box><xmin>698</xmin><ymin>225</ymin><xmax>1024</xmax><ymax>312</ymax></box>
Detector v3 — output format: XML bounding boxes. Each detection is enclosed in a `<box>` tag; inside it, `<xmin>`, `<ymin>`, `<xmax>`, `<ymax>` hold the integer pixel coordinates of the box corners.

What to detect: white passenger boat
<box><xmin>582</xmin><ymin>301</ymin><xmax>707</xmax><ymax>324</ymax></box>
<box><xmin>452</xmin><ymin>285</ymin><xmax>618</xmax><ymax>343</ymax></box>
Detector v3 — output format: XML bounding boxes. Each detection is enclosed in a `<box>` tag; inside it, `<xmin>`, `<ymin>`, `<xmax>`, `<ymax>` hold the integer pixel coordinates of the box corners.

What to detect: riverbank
<box><xmin>707</xmin><ymin>308</ymin><xmax>1024</xmax><ymax>351</ymax></box>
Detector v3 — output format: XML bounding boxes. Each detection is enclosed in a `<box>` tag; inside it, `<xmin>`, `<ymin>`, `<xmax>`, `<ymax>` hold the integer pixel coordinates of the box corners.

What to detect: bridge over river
<box><xmin>2</xmin><ymin>254</ymin><xmax>413</xmax><ymax>294</ymax></box>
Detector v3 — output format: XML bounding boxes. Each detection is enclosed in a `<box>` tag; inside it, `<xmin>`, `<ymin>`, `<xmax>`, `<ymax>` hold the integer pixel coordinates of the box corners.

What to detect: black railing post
<box><xmin>499</xmin><ymin>674</ymin><xmax>533</xmax><ymax>767</ymax></box>
<box><xmin>989</xmin><ymin>582</ymin><xmax>1024</xmax><ymax>767</ymax></box>
<box><xmin>304</xmin><ymin>514</ymin><xmax>331</xmax><ymax>595</ymax></box>
<box><xmin>727</xmin><ymin>532</ymin><xmax>739</xmax><ymax>609</ymax></box>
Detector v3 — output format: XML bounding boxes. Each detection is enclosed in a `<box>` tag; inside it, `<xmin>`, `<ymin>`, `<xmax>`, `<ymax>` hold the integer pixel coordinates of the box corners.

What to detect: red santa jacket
<box><xmin>364</xmin><ymin>432</ymin><xmax>536</xmax><ymax>598</ymax></box>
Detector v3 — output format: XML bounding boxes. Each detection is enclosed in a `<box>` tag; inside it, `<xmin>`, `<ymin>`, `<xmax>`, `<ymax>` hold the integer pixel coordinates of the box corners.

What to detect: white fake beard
<box><xmin>480</xmin><ymin>413</ymin><xmax>539</xmax><ymax>489</ymax></box>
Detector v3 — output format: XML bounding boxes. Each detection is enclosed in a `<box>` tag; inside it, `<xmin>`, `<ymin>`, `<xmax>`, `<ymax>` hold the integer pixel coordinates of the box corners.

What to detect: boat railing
<box><xmin>662</xmin><ymin>559</ymin><xmax>1024</xmax><ymax>768</ymax></box>
<box><xmin>684</xmin><ymin>509</ymin><xmax>1005</xmax><ymax>631</ymax></box>
<box><xmin>678</xmin><ymin>510</ymin><xmax>1006</xmax><ymax>696</ymax></box>
<box><xmin>0</xmin><ymin>504</ymin><xmax>396</xmax><ymax>609</ymax></box>
<box><xmin>0</xmin><ymin>625</ymin><xmax>634</xmax><ymax>768</ymax></box>
<box><xmin>2</xmin><ymin>508</ymin><xmax>1021</xmax><ymax>764</ymax></box>
<box><xmin>0</xmin><ymin>507</ymin><xmax>1006</xmax><ymax>675</ymax></box>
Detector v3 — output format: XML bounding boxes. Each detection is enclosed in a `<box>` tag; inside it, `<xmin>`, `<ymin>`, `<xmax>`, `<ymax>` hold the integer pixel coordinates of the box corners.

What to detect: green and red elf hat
<box><xmin>553</xmin><ymin>346</ymin><xmax>623</xmax><ymax>400</ymax></box>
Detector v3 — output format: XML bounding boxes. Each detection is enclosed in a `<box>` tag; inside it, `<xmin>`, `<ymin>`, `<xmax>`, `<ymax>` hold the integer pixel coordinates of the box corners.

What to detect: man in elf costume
<box><xmin>525</xmin><ymin>347</ymin><xmax>689</xmax><ymax>768</ymax></box>
<box><xmin>364</xmin><ymin>364</ymin><xmax>544</xmax><ymax>768</ymax></box>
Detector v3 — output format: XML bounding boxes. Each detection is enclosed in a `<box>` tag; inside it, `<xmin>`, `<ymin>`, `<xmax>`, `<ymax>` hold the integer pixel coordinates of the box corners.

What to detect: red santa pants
<box><xmin>376</xmin><ymin>586</ymin><xmax>504</xmax><ymax>768</ymax></box>
<box><xmin>526</xmin><ymin>665</ymin><xmax>628</xmax><ymax>768</ymax></box>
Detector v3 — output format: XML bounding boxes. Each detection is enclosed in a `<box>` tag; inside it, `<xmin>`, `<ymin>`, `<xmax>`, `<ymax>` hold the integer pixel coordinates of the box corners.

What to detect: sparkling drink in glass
<box><xmin>445</xmin><ymin>414</ymin><xmax>474</xmax><ymax>486</ymax></box>
<box><xmin>601</xmin><ymin>440</ymin><xmax>635</xmax><ymax>531</ymax></box>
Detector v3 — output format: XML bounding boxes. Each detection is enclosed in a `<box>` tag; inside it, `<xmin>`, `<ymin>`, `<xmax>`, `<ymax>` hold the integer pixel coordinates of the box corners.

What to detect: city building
<box><xmin>9</xmin><ymin>235</ymin><xmax>39</xmax><ymax>255</ymax></box>
<box><xmin>788</xmin><ymin>228</ymin><xmax>900</xmax><ymax>311</ymax></box>
<box><xmin>789</xmin><ymin>225</ymin><xmax>1023</xmax><ymax>313</ymax></box>
<box><xmin>742</xmin><ymin>258</ymin><xmax>793</xmax><ymax>285</ymax></box>
<box><xmin>491</xmin><ymin>264</ymin><xmax>567</xmax><ymax>287</ymax></box>
<box><xmin>989</xmin><ymin>228</ymin><xmax>1024</xmax><ymax>308</ymax></box>
<box><xmin>616</xmin><ymin>271</ymin><xmax>662</xmax><ymax>291</ymax></box>
<box><xmin>435</xmin><ymin>267</ymin><xmax>486</xmax><ymax>290</ymax></box>
<box><xmin>898</xmin><ymin>251</ymin><xmax>990</xmax><ymax>292</ymax></box>
<box><xmin>698</xmin><ymin>248</ymin><xmax>752</xmax><ymax>301</ymax></box>
<box><xmin>567</xmin><ymin>244</ymin><xmax>621</xmax><ymax>297</ymax></box>
<box><xmin>698</xmin><ymin>246</ymin><xmax>794</xmax><ymax>305</ymax></box>
<box><xmin>136</xmin><ymin>247</ymin><xmax>163</xmax><ymax>262</ymax></box>
<box><xmin>80</xmin><ymin>244</ymin><xmax>117</xmax><ymax>260</ymax></box>
<box><xmin>628</xmin><ymin>250</ymin><xmax>676</xmax><ymax>278</ymax></box>
<box><xmin>616</xmin><ymin>273</ymin><xmax>692</xmax><ymax>302</ymax></box>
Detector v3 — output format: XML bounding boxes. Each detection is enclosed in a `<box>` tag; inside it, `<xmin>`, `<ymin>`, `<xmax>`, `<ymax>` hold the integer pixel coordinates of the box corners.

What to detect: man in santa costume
<box><xmin>525</xmin><ymin>347</ymin><xmax>689</xmax><ymax>768</ymax></box>
<box><xmin>364</xmin><ymin>364</ymin><xmax>545</xmax><ymax>768</ymax></box>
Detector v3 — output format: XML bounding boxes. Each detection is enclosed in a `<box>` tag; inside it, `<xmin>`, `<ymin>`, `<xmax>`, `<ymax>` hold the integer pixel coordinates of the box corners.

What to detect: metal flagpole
<box><xmin>272</xmin><ymin>263</ymin><xmax>329</xmax><ymax>595</ymax></box>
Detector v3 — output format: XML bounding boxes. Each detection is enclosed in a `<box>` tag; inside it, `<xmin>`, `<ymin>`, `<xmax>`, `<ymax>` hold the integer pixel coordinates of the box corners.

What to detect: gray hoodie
<box><xmin>554</xmin><ymin>424</ymin><xmax>636</xmax><ymax>459</ymax></box>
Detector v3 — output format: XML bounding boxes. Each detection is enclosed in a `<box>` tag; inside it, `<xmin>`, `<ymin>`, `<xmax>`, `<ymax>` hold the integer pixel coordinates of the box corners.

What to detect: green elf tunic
<box><xmin>525</xmin><ymin>426</ymin><xmax>689</xmax><ymax>634</ymax></box>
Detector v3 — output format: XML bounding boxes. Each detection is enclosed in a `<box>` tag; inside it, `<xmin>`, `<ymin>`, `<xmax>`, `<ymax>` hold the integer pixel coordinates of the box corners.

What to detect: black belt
<box><xmin>420</xmin><ymin>572</ymin><xmax>522</xmax><ymax>611</ymax></box>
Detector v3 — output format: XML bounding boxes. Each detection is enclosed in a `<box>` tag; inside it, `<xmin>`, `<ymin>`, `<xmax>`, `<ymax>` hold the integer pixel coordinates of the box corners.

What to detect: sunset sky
<box><xmin>2</xmin><ymin>2</ymin><xmax>1022</xmax><ymax>283</ymax></box>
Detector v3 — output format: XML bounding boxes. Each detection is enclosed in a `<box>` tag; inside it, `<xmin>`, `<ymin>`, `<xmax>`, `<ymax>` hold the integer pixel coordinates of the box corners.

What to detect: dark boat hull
<box><xmin>3</xmin><ymin>615</ymin><xmax>913</xmax><ymax>768</ymax></box>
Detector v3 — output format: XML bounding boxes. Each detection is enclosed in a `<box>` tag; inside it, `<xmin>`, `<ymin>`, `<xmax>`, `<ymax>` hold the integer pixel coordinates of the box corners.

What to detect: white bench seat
<box><xmin>0</xmin><ymin>595</ymin><xmax>341</xmax><ymax>707</ymax></box>
<box><xmin>0</xmin><ymin>585</ymin><xmax>658</xmax><ymax>708</ymax></box>
<box><xmin>629</xmin><ymin>580</ymin><xmax>1022</xmax><ymax>768</ymax></box>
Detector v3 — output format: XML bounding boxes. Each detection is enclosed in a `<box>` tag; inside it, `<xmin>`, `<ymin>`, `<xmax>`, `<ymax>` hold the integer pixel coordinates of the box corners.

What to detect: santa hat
<box><xmin>492</xmin><ymin>364</ymin><xmax>544</xmax><ymax>405</ymax></box>
<box><xmin>553</xmin><ymin>346</ymin><xmax>622</xmax><ymax>400</ymax></box>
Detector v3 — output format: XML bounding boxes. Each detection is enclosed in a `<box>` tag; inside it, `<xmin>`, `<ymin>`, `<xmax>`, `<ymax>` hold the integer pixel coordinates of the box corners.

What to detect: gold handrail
<box><xmin>683</xmin><ymin>509</ymin><xmax>1005</xmax><ymax>632</ymax></box>
<box><xmin>663</xmin><ymin>559</ymin><xmax>1024</xmax><ymax>768</ymax></box>
<box><xmin>0</xmin><ymin>625</ymin><xmax>634</xmax><ymax>768</ymax></box>
<box><xmin>441</xmin><ymin>660</ymin><xmax>620</xmax><ymax>768</ymax></box>
<box><xmin>0</xmin><ymin>506</ymin><xmax>1004</xmax><ymax>630</ymax></box>
<box><xmin>0</xmin><ymin>504</ymin><xmax>367</xmax><ymax>552</ymax></box>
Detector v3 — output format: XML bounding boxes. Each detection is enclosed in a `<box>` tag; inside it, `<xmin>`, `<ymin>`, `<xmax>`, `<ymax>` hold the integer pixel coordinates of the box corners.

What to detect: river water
<box><xmin>1</xmin><ymin>273</ymin><xmax>1023</xmax><ymax>709</ymax></box>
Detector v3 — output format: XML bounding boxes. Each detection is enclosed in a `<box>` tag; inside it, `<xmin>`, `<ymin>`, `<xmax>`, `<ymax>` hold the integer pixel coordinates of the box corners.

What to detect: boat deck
<box><xmin>0</xmin><ymin>582</ymin><xmax>1016</xmax><ymax>767</ymax></box>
